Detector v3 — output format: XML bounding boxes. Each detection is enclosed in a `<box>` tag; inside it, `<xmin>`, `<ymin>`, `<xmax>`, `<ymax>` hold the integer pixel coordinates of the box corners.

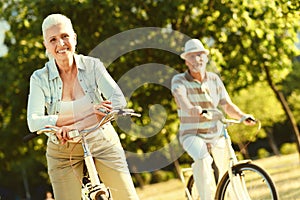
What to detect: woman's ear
<box><xmin>74</xmin><ymin>33</ymin><xmax>77</xmax><ymax>46</ymax></box>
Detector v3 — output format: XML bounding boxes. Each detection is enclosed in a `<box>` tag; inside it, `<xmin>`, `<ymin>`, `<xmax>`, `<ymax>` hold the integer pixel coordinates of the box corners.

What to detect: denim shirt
<box><xmin>27</xmin><ymin>54</ymin><xmax>126</xmax><ymax>132</ymax></box>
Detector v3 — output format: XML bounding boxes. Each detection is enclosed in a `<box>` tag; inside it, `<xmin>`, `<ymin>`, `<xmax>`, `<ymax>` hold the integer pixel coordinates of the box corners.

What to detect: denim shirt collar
<box><xmin>47</xmin><ymin>54</ymin><xmax>85</xmax><ymax>80</ymax></box>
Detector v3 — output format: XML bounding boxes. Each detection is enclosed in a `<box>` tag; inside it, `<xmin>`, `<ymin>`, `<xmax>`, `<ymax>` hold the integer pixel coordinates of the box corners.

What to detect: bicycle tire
<box><xmin>186</xmin><ymin>175</ymin><xmax>200</xmax><ymax>200</ymax></box>
<box><xmin>186</xmin><ymin>159</ymin><xmax>219</xmax><ymax>200</ymax></box>
<box><xmin>95</xmin><ymin>194</ymin><xmax>107</xmax><ymax>200</ymax></box>
<box><xmin>215</xmin><ymin>163</ymin><xmax>278</xmax><ymax>200</ymax></box>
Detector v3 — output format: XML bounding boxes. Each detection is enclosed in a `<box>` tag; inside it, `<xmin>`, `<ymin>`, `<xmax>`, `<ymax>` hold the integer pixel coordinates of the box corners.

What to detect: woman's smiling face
<box><xmin>43</xmin><ymin>23</ymin><xmax>77</xmax><ymax>61</ymax></box>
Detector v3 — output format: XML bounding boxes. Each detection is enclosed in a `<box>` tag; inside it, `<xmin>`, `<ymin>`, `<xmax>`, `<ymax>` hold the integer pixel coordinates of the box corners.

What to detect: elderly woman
<box><xmin>27</xmin><ymin>13</ymin><xmax>139</xmax><ymax>200</ymax></box>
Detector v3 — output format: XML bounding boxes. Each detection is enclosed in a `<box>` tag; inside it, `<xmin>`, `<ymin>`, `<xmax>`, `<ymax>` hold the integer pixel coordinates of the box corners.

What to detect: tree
<box><xmin>229</xmin><ymin>81</ymin><xmax>286</xmax><ymax>157</ymax></box>
<box><xmin>0</xmin><ymin>0</ymin><xmax>300</xmax><ymax>197</ymax></box>
<box><xmin>282</xmin><ymin>59</ymin><xmax>300</xmax><ymax>125</ymax></box>
<box><xmin>169</xmin><ymin>0</ymin><xmax>300</xmax><ymax>157</ymax></box>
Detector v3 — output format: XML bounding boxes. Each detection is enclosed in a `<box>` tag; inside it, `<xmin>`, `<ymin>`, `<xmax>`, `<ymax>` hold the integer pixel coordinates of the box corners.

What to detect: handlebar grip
<box><xmin>240</xmin><ymin>114</ymin><xmax>256</xmax><ymax>123</ymax></box>
<box><xmin>201</xmin><ymin>110</ymin><xmax>208</xmax><ymax>114</ymax></box>
<box><xmin>245</xmin><ymin>116</ymin><xmax>257</xmax><ymax>123</ymax></box>
<box><xmin>23</xmin><ymin>133</ymin><xmax>38</xmax><ymax>143</ymax></box>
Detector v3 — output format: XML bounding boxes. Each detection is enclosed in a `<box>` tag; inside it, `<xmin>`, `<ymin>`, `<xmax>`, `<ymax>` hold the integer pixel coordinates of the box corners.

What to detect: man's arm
<box><xmin>171</xmin><ymin>76</ymin><xmax>203</xmax><ymax>116</ymax></box>
<box><xmin>222</xmin><ymin>101</ymin><xmax>245</xmax><ymax>120</ymax></box>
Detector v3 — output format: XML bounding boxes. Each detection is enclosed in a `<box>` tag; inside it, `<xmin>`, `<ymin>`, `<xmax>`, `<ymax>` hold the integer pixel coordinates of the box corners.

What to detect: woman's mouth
<box><xmin>57</xmin><ymin>48</ymin><xmax>68</xmax><ymax>54</ymax></box>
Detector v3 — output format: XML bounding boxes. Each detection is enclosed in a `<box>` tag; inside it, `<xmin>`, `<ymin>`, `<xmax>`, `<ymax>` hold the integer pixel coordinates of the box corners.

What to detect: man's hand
<box><xmin>241</xmin><ymin>114</ymin><xmax>256</xmax><ymax>126</ymax></box>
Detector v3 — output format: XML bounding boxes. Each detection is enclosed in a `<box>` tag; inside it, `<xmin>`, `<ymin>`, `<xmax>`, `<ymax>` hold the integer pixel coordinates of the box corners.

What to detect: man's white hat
<box><xmin>180</xmin><ymin>39</ymin><xmax>209</xmax><ymax>60</ymax></box>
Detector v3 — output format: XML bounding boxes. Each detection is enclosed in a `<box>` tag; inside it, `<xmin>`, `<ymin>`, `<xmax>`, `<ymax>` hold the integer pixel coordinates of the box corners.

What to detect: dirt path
<box><xmin>136</xmin><ymin>178</ymin><xmax>187</xmax><ymax>200</ymax></box>
<box><xmin>135</xmin><ymin>153</ymin><xmax>300</xmax><ymax>200</ymax></box>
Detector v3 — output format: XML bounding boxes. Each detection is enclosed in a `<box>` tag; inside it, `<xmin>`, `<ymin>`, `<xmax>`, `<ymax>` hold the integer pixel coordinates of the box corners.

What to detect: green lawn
<box><xmin>136</xmin><ymin>153</ymin><xmax>300</xmax><ymax>200</ymax></box>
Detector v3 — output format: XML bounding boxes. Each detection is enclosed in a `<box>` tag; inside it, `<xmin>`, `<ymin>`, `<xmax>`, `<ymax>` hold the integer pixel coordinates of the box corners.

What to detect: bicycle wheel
<box><xmin>95</xmin><ymin>194</ymin><xmax>107</xmax><ymax>200</ymax></box>
<box><xmin>215</xmin><ymin>163</ymin><xmax>278</xmax><ymax>200</ymax></box>
<box><xmin>187</xmin><ymin>175</ymin><xmax>200</xmax><ymax>200</ymax></box>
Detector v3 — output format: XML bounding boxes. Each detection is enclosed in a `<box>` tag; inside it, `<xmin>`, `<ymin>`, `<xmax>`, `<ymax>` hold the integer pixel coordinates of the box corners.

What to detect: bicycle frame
<box><xmin>25</xmin><ymin>109</ymin><xmax>140</xmax><ymax>200</ymax></box>
<box><xmin>222</xmin><ymin>119</ymin><xmax>253</xmax><ymax>200</ymax></box>
<box><xmin>178</xmin><ymin>109</ymin><xmax>261</xmax><ymax>200</ymax></box>
<box><xmin>82</xmin><ymin>133</ymin><xmax>111</xmax><ymax>199</ymax></box>
<box><xmin>215</xmin><ymin>110</ymin><xmax>266</xmax><ymax>200</ymax></box>
<box><xmin>177</xmin><ymin>167</ymin><xmax>194</xmax><ymax>200</ymax></box>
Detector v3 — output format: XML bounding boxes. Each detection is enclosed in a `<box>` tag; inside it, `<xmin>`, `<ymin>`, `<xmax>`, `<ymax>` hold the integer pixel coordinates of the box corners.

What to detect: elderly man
<box><xmin>171</xmin><ymin>39</ymin><xmax>255</xmax><ymax>200</ymax></box>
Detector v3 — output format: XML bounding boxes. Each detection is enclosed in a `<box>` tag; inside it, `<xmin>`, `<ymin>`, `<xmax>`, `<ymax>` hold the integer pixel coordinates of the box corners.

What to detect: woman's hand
<box><xmin>45</xmin><ymin>125</ymin><xmax>73</xmax><ymax>145</ymax></box>
<box><xmin>93</xmin><ymin>100</ymin><xmax>113</xmax><ymax>118</ymax></box>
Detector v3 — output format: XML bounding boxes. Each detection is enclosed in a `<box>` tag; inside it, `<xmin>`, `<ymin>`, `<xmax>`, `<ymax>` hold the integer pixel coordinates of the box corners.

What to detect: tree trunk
<box><xmin>131</xmin><ymin>165</ymin><xmax>145</xmax><ymax>189</ymax></box>
<box><xmin>264</xmin><ymin>65</ymin><xmax>300</xmax><ymax>160</ymax></box>
<box><xmin>237</xmin><ymin>142</ymin><xmax>250</xmax><ymax>159</ymax></box>
<box><xmin>266</xmin><ymin>127</ymin><xmax>280</xmax><ymax>156</ymax></box>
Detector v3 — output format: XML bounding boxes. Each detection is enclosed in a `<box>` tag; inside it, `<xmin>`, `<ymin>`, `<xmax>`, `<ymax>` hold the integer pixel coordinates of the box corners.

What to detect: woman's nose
<box><xmin>196</xmin><ymin>56</ymin><xmax>201</xmax><ymax>62</ymax></box>
<box><xmin>58</xmin><ymin>38</ymin><xmax>65</xmax><ymax>46</ymax></box>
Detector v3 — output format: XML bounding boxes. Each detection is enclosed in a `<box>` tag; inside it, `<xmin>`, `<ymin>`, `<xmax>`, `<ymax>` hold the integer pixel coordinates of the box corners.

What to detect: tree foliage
<box><xmin>229</xmin><ymin>81</ymin><xmax>286</xmax><ymax>143</ymax></box>
<box><xmin>284</xmin><ymin>60</ymin><xmax>300</xmax><ymax>122</ymax></box>
<box><xmin>0</xmin><ymin>0</ymin><xmax>299</xmax><ymax>198</ymax></box>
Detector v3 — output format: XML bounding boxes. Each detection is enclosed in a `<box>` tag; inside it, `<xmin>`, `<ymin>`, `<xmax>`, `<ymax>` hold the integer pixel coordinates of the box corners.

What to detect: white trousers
<box><xmin>181</xmin><ymin>134</ymin><xmax>230</xmax><ymax>200</ymax></box>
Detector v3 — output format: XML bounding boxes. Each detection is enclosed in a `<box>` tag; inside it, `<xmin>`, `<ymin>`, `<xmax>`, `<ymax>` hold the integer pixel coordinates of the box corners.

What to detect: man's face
<box><xmin>185</xmin><ymin>52</ymin><xmax>208</xmax><ymax>74</ymax></box>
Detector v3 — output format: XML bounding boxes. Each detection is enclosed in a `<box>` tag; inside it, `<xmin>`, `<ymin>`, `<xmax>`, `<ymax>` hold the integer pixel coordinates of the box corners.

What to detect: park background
<box><xmin>0</xmin><ymin>0</ymin><xmax>300</xmax><ymax>199</ymax></box>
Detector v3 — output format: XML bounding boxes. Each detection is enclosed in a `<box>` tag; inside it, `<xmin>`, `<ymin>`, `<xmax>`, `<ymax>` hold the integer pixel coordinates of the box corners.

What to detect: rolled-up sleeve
<box><xmin>216</xmin><ymin>75</ymin><xmax>232</xmax><ymax>106</ymax></box>
<box><xmin>171</xmin><ymin>75</ymin><xmax>195</xmax><ymax>114</ymax></box>
<box><xmin>27</xmin><ymin>75</ymin><xmax>58</xmax><ymax>132</ymax></box>
<box><xmin>95</xmin><ymin>60</ymin><xmax>127</xmax><ymax>109</ymax></box>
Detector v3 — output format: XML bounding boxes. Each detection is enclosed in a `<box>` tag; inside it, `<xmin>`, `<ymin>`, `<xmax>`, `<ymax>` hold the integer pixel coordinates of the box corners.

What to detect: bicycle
<box><xmin>23</xmin><ymin>108</ymin><xmax>141</xmax><ymax>200</ymax></box>
<box><xmin>180</xmin><ymin>109</ymin><xmax>278</xmax><ymax>200</ymax></box>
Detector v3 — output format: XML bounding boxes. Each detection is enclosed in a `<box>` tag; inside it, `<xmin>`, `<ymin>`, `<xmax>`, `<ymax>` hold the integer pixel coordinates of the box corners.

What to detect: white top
<box><xmin>60</xmin><ymin>95</ymin><xmax>98</xmax><ymax>142</ymax></box>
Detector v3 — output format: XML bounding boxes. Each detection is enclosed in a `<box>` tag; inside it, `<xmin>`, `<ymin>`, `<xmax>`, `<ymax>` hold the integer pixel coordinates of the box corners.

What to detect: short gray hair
<box><xmin>42</xmin><ymin>13</ymin><xmax>75</xmax><ymax>40</ymax></box>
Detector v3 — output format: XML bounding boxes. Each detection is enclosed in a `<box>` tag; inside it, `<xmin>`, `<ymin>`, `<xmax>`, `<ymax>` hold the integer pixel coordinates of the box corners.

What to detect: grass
<box><xmin>135</xmin><ymin>153</ymin><xmax>300</xmax><ymax>200</ymax></box>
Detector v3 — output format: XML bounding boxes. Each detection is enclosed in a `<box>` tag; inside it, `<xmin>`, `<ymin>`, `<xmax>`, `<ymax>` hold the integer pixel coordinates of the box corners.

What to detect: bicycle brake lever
<box><xmin>131</xmin><ymin>113</ymin><xmax>141</xmax><ymax>117</ymax></box>
<box><xmin>117</xmin><ymin>109</ymin><xmax>134</xmax><ymax>114</ymax></box>
<box><xmin>116</xmin><ymin>109</ymin><xmax>140</xmax><ymax>117</ymax></box>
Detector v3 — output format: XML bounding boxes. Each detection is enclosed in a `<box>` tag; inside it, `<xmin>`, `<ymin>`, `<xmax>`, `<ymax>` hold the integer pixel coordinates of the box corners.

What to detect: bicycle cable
<box><xmin>237</xmin><ymin>119</ymin><xmax>262</xmax><ymax>156</ymax></box>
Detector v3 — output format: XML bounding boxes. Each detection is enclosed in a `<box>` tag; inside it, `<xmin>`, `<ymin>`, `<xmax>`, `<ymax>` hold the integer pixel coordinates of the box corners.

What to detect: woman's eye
<box><xmin>50</xmin><ymin>38</ymin><xmax>56</xmax><ymax>42</ymax></box>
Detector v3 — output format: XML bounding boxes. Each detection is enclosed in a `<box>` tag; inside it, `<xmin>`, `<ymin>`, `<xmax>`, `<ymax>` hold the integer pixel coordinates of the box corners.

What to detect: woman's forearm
<box><xmin>56</xmin><ymin>111</ymin><xmax>95</xmax><ymax>127</ymax></box>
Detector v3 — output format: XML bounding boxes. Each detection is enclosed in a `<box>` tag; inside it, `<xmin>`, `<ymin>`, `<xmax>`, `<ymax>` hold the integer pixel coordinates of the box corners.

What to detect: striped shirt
<box><xmin>171</xmin><ymin>71</ymin><xmax>232</xmax><ymax>137</ymax></box>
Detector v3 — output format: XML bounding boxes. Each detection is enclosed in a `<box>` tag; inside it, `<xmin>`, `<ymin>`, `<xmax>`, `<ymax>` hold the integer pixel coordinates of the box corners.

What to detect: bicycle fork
<box><xmin>224</xmin><ymin>130</ymin><xmax>251</xmax><ymax>200</ymax></box>
<box><xmin>82</xmin><ymin>136</ymin><xmax>112</xmax><ymax>200</ymax></box>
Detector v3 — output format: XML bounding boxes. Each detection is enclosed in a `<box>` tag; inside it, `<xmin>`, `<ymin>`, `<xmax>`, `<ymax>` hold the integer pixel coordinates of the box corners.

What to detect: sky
<box><xmin>0</xmin><ymin>20</ymin><xmax>10</xmax><ymax>57</ymax></box>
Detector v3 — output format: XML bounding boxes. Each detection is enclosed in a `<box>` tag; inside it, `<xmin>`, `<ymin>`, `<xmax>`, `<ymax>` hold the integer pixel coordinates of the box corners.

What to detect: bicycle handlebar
<box><xmin>201</xmin><ymin>109</ymin><xmax>257</xmax><ymax>125</ymax></box>
<box><xmin>80</xmin><ymin>108</ymin><xmax>141</xmax><ymax>134</ymax></box>
<box><xmin>23</xmin><ymin>109</ymin><xmax>141</xmax><ymax>143</ymax></box>
<box><xmin>23</xmin><ymin>132</ymin><xmax>40</xmax><ymax>142</ymax></box>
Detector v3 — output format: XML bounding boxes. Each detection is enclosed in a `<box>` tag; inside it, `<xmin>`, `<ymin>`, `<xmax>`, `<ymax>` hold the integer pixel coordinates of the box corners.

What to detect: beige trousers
<box><xmin>46</xmin><ymin>124</ymin><xmax>139</xmax><ymax>200</ymax></box>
